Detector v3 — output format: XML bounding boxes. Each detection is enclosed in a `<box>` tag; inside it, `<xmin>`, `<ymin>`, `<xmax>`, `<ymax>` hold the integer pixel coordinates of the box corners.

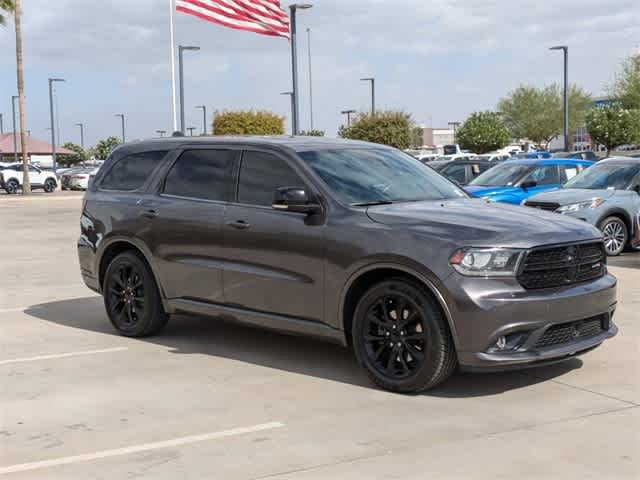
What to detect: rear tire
<box><xmin>4</xmin><ymin>179</ymin><xmax>19</xmax><ymax>194</ymax></box>
<box><xmin>599</xmin><ymin>216</ymin><xmax>627</xmax><ymax>256</ymax></box>
<box><xmin>43</xmin><ymin>178</ymin><xmax>57</xmax><ymax>193</ymax></box>
<box><xmin>103</xmin><ymin>251</ymin><xmax>168</xmax><ymax>337</ymax></box>
<box><xmin>352</xmin><ymin>278</ymin><xmax>457</xmax><ymax>393</ymax></box>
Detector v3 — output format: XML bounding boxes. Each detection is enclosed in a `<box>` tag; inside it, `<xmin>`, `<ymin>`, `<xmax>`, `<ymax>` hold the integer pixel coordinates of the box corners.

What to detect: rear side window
<box><xmin>237</xmin><ymin>151</ymin><xmax>304</xmax><ymax>206</ymax></box>
<box><xmin>521</xmin><ymin>165</ymin><xmax>561</xmax><ymax>185</ymax></box>
<box><xmin>163</xmin><ymin>149</ymin><xmax>234</xmax><ymax>201</ymax></box>
<box><xmin>101</xmin><ymin>151</ymin><xmax>167</xmax><ymax>191</ymax></box>
<box><xmin>441</xmin><ymin>163</ymin><xmax>467</xmax><ymax>184</ymax></box>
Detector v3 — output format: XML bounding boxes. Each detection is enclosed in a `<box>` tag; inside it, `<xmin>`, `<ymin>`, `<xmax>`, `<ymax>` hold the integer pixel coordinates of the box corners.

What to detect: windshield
<box><xmin>468</xmin><ymin>163</ymin><xmax>532</xmax><ymax>187</ymax></box>
<box><xmin>297</xmin><ymin>148</ymin><xmax>468</xmax><ymax>205</ymax></box>
<box><xmin>564</xmin><ymin>163</ymin><xmax>640</xmax><ymax>190</ymax></box>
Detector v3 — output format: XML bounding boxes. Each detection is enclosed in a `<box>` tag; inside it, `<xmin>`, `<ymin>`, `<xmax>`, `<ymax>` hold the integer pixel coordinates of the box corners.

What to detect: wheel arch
<box><xmin>96</xmin><ymin>237</ymin><xmax>169</xmax><ymax>310</ymax></box>
<box><xmin>597</xmin><ymin>209</ymin><xmax>633</xmax><ymax>239</ymax></box>
<box><xmin>339</xmin><ymin>262</ymin><xmax>458</xmax><ymax>350</ymax></box>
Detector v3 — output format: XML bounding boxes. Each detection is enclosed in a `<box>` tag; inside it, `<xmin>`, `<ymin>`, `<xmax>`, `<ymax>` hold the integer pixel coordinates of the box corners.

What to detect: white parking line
<box><xmin>0</xmin><ymin>347</ymin><xmax>128</xmax><ymax>366</ymax></box>
<box><xmin>0</xmin><ymin>422</ymin><xmax>285</xmax><ymax>475</ymax></box>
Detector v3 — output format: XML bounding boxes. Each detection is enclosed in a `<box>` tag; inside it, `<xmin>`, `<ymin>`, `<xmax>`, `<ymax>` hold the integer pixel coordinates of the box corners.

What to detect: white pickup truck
<box><xmin>0</xmin><ymin>163</ymin><xmax>58</xmax><ymax>194</ymax></box>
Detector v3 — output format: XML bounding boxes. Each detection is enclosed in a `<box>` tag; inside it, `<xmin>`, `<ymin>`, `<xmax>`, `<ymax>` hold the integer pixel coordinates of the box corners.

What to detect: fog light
<box><xmin>495</xmin><ymin>336</ymin><xmax>507</xmax><ymax>350</ymax></box>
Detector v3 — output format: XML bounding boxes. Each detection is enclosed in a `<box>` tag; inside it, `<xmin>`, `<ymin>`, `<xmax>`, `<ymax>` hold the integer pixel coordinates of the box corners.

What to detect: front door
<box><xmin>141</xmin><ymin>148</ymin><xmax>237</xmax><ymax>304</ymax></box>
<box><xmin>222</xmin><ymin>149</ymin><xmax>325</xmax><ymax>322</ymax></box>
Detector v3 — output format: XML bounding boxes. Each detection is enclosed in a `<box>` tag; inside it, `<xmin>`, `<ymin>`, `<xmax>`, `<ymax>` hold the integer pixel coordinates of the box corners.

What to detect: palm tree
<box><xmin>2</xmin><ymin>0</ymin><xmax>31</xmax><ymax>194</ymax></box>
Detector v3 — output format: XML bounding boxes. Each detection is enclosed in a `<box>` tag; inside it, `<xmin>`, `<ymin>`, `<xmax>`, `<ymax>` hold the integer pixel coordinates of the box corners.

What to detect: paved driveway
<box><xmin>0</xmin><ymin>192</ymin><xmax>638</xmax><ymax>479</ymax></box>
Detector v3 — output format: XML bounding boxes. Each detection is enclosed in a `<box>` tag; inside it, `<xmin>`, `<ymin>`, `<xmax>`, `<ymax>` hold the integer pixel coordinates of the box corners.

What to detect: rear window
<box><xmin>100</xmin><ymin>151</ymin><xmax>167</xmax><ymax>191</ymax></box>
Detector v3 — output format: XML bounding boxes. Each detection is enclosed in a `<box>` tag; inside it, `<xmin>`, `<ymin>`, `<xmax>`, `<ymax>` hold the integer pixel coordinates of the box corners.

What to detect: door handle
<box><xmin>226</xmin><ymin>220</ymin><xmax>251</xmax><ymax>230</ymax></box>
<box><xmin>141</xmin><ymin>209</ymin><xmax>158</xmax><ymax>219</ymax></box>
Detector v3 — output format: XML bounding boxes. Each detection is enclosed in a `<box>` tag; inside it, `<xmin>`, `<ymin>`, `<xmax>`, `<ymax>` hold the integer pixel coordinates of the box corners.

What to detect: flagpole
<box><xmin>169</xmin><ymin>0</ymin><xmax>178</xmax><ymax>132</ymax></box>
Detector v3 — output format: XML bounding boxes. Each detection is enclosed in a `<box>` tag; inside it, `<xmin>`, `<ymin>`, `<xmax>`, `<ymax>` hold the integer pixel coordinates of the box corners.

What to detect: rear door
<box><xmin>142</xmin><ymin>147</ymin><xmax>238</xmax><ymax>304</ymax></box>
<box><xmin>222</xmin><ymin>149</ymin><xmax>325</xmax><ymax>322</ymax></box>
<box><xmin>517</xmin><ymin>164</ymin><xmax>562</xmax><ymax>198</ymax></box>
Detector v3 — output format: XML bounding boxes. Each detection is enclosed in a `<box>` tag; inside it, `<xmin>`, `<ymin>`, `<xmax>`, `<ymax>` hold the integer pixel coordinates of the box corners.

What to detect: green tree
<box><xmin>586</xmin><ymin>104</ymin><xmax>640</xmax><ymax>156</ymax></box>
<box><xmin>0</xmin><ymin>0</ymin><xmax>14</xmax><ymax>25</ymax></box>
<box><xmin>60</xmin><ymin>142</ymin><xmax>88</xmax><ymax>166</ymax></box>
<box><xmin>339</xmin><ymin>111</ymin><xmax>413</xmax><ymax>149</ymax></box>
<box><xmin>610</xmin><ymin>54</ymin><xmax>640</xmax><ymax>110</ymax></box>
<box><xmin>213</xmin><ymin>110</ymin><xmax>284</xmax><ymax>135</ymax></box>
<box><xmin>92</xmin><ymin>136</ymin><xmax>120</xmax><ymax>160</ymax></box>
<box><xmin>300</xmin><ymin>129</ymin><xmax>325</xmax><ymax>136</ymax></box>
<box><xmin>498</xmin><ymin>84</ymin><xmax>592</xmax><ymax>149</ymax></box>
<box><xmin>456</xmin><ymin>111</ymin><xmax>511</xmax><ymax>154</ymax></box>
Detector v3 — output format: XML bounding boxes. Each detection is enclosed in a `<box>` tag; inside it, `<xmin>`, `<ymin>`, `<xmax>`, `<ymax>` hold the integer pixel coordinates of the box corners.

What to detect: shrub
<box><xmin>300</xmin><ymin>129</ymin><xmax>325</xmax><ymax>137</ymax></box>
<box><xmin>456</xmin><ymin>111</ymin><xmax>511</xmax><ymax>154</ymax></box>
<box><xmin>213</xmin><ymin>110</ymin><xmax>285</xmax><ymax>135</ymax></box>
<box><xmin>339</xmin><ymin>111</ymin><xmax>413</xmax><ymax>149</ymax></box>
<box><xmin>586</xmin><ymin>104</ymin><xmax>640</xmax><ymax>156</ymax></box>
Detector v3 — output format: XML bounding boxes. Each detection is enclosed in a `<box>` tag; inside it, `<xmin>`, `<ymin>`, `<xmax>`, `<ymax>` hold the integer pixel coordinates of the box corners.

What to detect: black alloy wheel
<box><xmin>103</xmin><ymin>251</ymin><xmax>168</xmax><ymax>337</ymax></box>
<box><xmin>5</xmin><ymin>179</ymin><xmax>19</xmax><ymax>194</ymax></box>
<box><xmin>43</xmin><ymin>178</ymin><xmax>56</xmax><ymax>193</ymax></box>
<box><xmin>353</xmin><ymin>278</ymin><xmax>457</xmax><ymax>393</ymax></box>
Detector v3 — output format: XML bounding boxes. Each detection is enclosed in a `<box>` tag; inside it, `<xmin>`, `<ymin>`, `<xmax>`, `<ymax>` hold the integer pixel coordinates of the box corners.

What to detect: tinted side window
<box><xmin>441</xmin><ymin>163</ymin><xmax>467</xmax><ymax>184</ymax></box>
<box><xmin>237</xmin><ymin>151</ymin><xmax>304</xmax><ymax>206</ymax></box>
<box><xmin>101</xmin><ymin>151</ymin><xmax>167</xmax><ymax>191</ymax></box>
<box><xmin>522</xmin><ymin>165</ymin><xmax>560</xmax><ymax>185</ymax></box>
<box><xmin>163</xmin><ymin>149</ymin><xmax>234</xmax><ymax>201</ymax></box>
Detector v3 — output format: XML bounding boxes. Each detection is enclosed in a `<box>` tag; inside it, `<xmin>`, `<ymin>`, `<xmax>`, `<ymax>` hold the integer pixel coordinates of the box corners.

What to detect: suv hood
<box><xmin>366</xmin><ymin>198</ymin><xmax>601</xmax><ymax>248</ymax></box>
<box><xmin>527</xmin><ymin>188</ymin><xmax>617</xmax><ymax>204</ymax></box>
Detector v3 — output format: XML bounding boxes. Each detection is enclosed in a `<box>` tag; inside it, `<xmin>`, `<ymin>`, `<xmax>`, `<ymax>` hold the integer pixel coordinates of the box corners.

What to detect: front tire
<box><xmin>352</xmin><ymin>278</ymin><xmax>457</xmax><ymax>393</ymax></box>
<box><xmin>103</xmin><ymin>251</ymin><xmax>168</xmax><ymax>337</ymax></box>
<box><xmin>43</xmin><ymin>178</ymin><xmax>57</xmax><ymax>193</ymax></box>
<box><xmin>599</xmin><ymin>217</ymin><xmax>627</xmax><ymax>256</ymax></box>
<box><xmin>4</xmin><ymin>179</ymin><xmax>19</xmax><ymax>194</ymax></box>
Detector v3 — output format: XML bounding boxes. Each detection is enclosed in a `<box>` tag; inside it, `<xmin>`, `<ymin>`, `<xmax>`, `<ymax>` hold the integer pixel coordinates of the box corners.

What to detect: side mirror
<box><xmin>272</xmin><ymin>187</ymin><xmax>321</xmax><ymax>214</ymax></box>
<box><xmin>633</xmin><ymin>185</ymin><xmax>640</xmax><ymax>195</ymax></box>
<box><xmin>520</xmin><ymin>180</ymin><xmax>537</xmax><ymax>190</ymax></box>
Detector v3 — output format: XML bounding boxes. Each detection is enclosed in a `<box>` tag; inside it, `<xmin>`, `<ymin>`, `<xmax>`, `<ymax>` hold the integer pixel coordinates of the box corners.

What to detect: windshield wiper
<box><xmin>351</xmin><ymin>200</ymin><xmax>394</xmax><ymax>207</ymax></box>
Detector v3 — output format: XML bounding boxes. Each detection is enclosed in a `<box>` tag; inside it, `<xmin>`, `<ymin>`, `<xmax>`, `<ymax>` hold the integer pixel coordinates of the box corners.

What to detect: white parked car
<box><xmin>67</xmin><ymin>167</ymin><xmax>100</xmax><ymax>190</ymax></box>
<box><xmin>0</xmin><ymin>163</ymin><xmax>58</xmax><ymax>194</ymax></box>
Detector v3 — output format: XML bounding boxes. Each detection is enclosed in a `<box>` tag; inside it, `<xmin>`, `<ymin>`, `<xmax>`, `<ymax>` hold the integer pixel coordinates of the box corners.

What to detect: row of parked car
<box><xmin>0</xmin><ymin>162</ymin><xmax>101</xmax><ymax>194</ymax></box>
<box><xmin>420</xmin><ymin>154</ymin><xmax>640</xmax><ymax>256</ymax></box>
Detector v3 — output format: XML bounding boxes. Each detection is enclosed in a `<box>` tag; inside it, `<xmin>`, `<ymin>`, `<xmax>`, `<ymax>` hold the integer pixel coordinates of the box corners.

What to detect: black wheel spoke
<box><xmin>397</xmin><ymin>348</ymin><xmax>410</xmax><ymax>374</ymax></box>
<box><xmin>373</xmin><ymin>343</ymin><xmax>386</xmax><ymax>361</ymax></box>
<box><xmin>385</xmin><ymin>349</ymin><xmax>395</xmax><ymax>373</ymax></box>
<box><xmin>404</xmin><ymin>341</ymin><xmax>425</xmax><ymax>361</ymax></box>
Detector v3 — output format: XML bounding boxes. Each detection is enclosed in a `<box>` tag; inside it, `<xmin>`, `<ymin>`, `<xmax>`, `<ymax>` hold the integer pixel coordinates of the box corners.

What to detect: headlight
<box><xmin>449</xmin><ymin>248</ymin><xmax>524</xmax><ymax>277</ymax></box>
<box><xmin>556</xmin><ymin>198</ymin><xmax>605</xmax><ymax>214</ymax></box>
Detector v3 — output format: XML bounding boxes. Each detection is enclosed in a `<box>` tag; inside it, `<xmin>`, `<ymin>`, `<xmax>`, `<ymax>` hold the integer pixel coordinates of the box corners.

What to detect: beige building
<box><xmin>414</xmin><ymin>127</ymin><xmax>455</xmax><ymax>148</ymax></box>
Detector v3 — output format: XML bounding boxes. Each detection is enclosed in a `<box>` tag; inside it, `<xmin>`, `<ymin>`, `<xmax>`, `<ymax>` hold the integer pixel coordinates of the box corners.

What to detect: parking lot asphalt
<box><xmin>0</xmin><ymin>192</ymin><xmax>638</xmax><ymax>479</ymax></box>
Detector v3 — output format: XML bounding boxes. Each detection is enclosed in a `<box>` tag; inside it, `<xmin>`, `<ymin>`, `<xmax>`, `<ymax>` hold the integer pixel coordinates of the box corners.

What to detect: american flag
<box><xmin>176</xmin><ymin>0</ymin><xmax>290</xmax><ymax>38</ymax></box>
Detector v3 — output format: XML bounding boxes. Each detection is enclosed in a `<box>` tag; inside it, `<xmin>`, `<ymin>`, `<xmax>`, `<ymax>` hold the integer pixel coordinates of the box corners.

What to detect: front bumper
<box><xmin>442</xmin><ymin>272</ymin><xmax>618</xmax><ymax>371</ymax></box>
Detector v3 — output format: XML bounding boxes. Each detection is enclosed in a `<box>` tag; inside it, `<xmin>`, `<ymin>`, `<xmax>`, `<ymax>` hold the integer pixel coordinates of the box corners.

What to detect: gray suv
<box><xmin>78</xmin><ymin>137</ymin><xmax>617</xmax><ymax>393</ymax></box>
<box><xmin>525</xmin><ymin>158</ymin><xmax>640</xmax><ymax>256</ymax></box>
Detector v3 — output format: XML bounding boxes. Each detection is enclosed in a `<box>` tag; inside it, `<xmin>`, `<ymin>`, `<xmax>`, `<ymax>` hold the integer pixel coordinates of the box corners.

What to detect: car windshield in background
<box><xmin>468</xmin><ymin>163</ymin><xmax>532</xmax><ymax>186</ymax></box>
<box><xmin>298</xmin><ymin>148</ymin><xmax>468</xmax><ymax>205</ymax></box>
<box><xmin>564</xmin><ymin>163</ymin><xmax>640</xmax><ymax>190</ymax></box>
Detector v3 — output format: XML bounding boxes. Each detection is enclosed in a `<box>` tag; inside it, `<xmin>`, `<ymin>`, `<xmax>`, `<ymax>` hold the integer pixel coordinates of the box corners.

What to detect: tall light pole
<box><xmin>341</xmin><ymin>109</ymin><xmax>356</xmax><ymax>127</ymax></box>
<box><xmin>306</xmin><ymin>27</ymin><xmax>314</xmax><ymax>130</ymax></box>
<box><xmin>550</xmin><ymin>45</ymin><xmax>569</xmax><ymax>151</ymax></box>
<box><xmin>289</xmin><ymin>3</ymin><xmax>313</xmax><ymax>136</ymax></box>
<box><xmin>115</xmin><ymin>114</ymin><xmax>126</xmax><ymax>143</ymax></box>
<box><xmin>195</xmin><ymin>105</ymin><xmax>207</xmax><ymax>135</ymax></box>
<box><xmin>281</xmin><ymin>91</ymin><xmax>295</xmax><ymax>134</ymax></box>
<box><xmin>187</xmin><ymin>127</ymin><xmax>196</xmax><ymax>136</ymax></box>
<box><xmin>75</xmin><ymin>122</ymin><xmax>84</xmax><ymax>149</ymax></box>
<box><xmin>360</xmin><ymin>77</ymin><xmax>376</xmax><ymax>116</ymax></box>
<box><xmin>48</xmin><ymin>78</ymin><xmax>65</xmax><ymax>170</ymax></box>
<box><xmin>178</xmin><ymin>45</ymin><xmax>200</xmax><ymax>134</ymax></box>
<box><xmin>0</xmin><ymin>113</ymin><xmax>3</xmax><ymax>134</ymax></box>
<box><xmin>12</xmin><ymin>95</ymin><xmax>18</xmax><ymax>163</ymax></box>
<box><xmin>156</xmin><ymin>130</ymin><xmax>167</xmax><ymax>137</ymax></box>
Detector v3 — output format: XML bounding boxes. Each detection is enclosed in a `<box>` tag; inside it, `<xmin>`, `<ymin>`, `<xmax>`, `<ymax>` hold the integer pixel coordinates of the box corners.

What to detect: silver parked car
<box><xmin>525</xmin><ymin>158</ymin><xmax>640</xmax><ymax>256</ymax></box>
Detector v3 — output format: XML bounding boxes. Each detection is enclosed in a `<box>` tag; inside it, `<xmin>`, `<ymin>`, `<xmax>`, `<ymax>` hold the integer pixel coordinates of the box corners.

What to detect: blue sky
<box><xmin>1</xmin><ymin>0</ymin><xmax>638</xmax><ymax>147</ymax></box>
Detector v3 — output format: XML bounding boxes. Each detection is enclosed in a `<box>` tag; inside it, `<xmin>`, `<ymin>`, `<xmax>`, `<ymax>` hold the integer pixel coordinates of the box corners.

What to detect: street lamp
<box><xmin>341</xmin><ymin>109</ymin><xmax>356</xmax><ymax>127</ymax></box>
<box><xmin>178</xmin><ymin>45</ymin><xmax>200</xmax><ymax>134</ymax></box>
<box><xmin>75</xmin><ymin>122</ymin><xmax>84</xmax><ymax>149</ymax></box>
<box><xmin>360</xmin><ymin>77</ymin><xmax>376</xmax><ymax>116</ymax></box>
<box><xmin>195</xmin><ymin>105</ymin><xmax>207</xmax><ymax>135</ymax></box>
<box><xmin>155</xmin><ymin>130</ymin><xmax>167</xmax><ymax>137</ymax></box>
<box><xmin>11</xmin><ymin>95</ymin><xmax>18</xmax><ymax>163</ymax></box>
<box><xmin>281</xmin><ymin>91</ymin><xmax>295</xmax><ymax>134</ymax></box>
<box><xmin>187</xmin><ymin>127</ymin><xmax>196</xmax><ymax>136</ymax></box>
<box><xmin>115</xmin><ymin>114</ymin><xmax>126</xmax><ymax>143</ymax></box>
<box><xmin>550</xmin><ymin>45</ymin><xmax>569</xmax><ymax>151</ymax></box>
<box><xmin>306</xmin><ymin>27</ymin><xmax>314</xmax><ymax>130</ymax></box>
<box><xmin>0</xmin><ymin>113</ymin><xmax>4</xmax><ymax>134</ymax></box>
<box><xmin>448</xmin><ymin>121</ymin><xmax>461</xmax><ymax>143</ymax></box>
<box><xmin>288</xmin><ymin>3</ymin><xmax>313</xmax><ymax>136</ymax></box>
<box><xmin>48</xmin><ymin>77</ymin><xmax>65</xmax><ymax>170</ymax></box>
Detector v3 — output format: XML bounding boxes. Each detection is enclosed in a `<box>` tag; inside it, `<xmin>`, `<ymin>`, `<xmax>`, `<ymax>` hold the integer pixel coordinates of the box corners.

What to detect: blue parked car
<box><xmin>465</xmin><ymin>159</ymin><xmax>593</xmax><ymax>204</ymax></box>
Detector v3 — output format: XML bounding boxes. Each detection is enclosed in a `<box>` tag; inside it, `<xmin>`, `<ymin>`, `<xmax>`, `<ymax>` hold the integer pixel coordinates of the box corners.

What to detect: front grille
<box><xmin>535</xmin><ymin>315</ymin><xmax>607</xmax><ymax>349</ymax></box>
<box><xmin>525</xmin><ymin>200</ymin><xmax>560</xmax><ymax>212</ymax></box>
<box><xmin>518</xmin><ymin>242</ymin><xmax>606</xmax><ymax>290</ymax></box>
